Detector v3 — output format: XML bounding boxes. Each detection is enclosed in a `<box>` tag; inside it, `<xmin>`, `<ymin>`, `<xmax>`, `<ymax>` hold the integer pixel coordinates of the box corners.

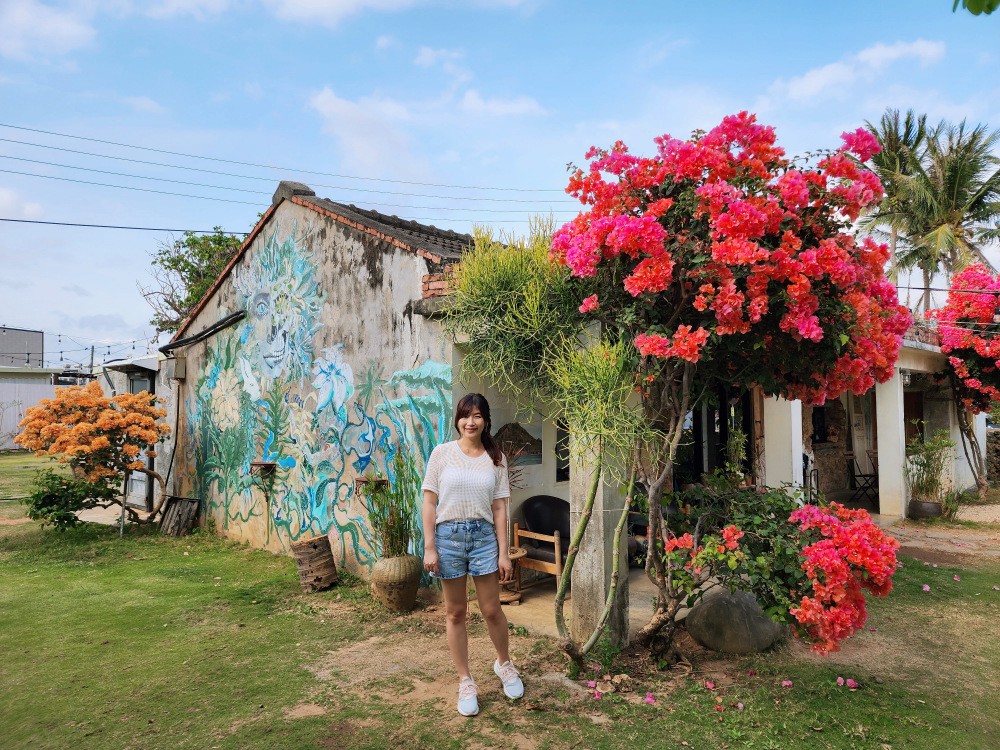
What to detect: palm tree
<box><xmin>862</xmin><ymin>109</ymin><xmax>928</xmax><ymax>284</ymax></box>
<box><xmin>899</xmin><ymin>121</ymin><xmax>1000</xmax><ymax>312</ymax></box>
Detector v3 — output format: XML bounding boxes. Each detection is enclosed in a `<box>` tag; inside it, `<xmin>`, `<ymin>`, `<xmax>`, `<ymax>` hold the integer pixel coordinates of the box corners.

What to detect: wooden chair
<box><xmin>512</xmin><ymin>495</ymin><xmax>570</xmax><ymax>588</ymax></box>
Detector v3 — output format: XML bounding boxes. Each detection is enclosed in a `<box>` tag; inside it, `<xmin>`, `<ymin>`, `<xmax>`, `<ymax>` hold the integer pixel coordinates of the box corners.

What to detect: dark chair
<box><xmin>513</xmin><ymin>495</ymin><xmax>571</xmax><ymax>585</ymax></box>
<box><xmin>848</xmin><ymin>454</ymin><xmax>879</xmax><ymax>511</ymax></box>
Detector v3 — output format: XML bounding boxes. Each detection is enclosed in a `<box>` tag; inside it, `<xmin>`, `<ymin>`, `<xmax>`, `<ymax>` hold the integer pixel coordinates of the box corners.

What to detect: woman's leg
<box><xmin>472</xmin><ymin>573</ymin><xmax>510</xmax><ymax>665</ymax></box>
<box><xmin>442</xmin><ymin>575</ymin><xmax>473</xmax><ymax>678</ymax></box>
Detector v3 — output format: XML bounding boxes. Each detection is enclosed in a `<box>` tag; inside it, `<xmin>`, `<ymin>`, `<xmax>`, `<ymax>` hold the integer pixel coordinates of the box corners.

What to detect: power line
<box><xmin>0</xmin><ymin>136</ymin><xmax>575</xmax><ymax>205</ymax></box>
<box><xmin>0</xmin><ymin>218</ymin><xmax>249</xmax><ymax>234</ymax></box>
<box><xmin>1</xmin><ymin>166</ymin><xmax>576</xmax><ymax>215</ymax></box>
<box><xmin>0</xmin><ymin>122</ymin><xmax>566</xmax><ymax>193</ymax></box>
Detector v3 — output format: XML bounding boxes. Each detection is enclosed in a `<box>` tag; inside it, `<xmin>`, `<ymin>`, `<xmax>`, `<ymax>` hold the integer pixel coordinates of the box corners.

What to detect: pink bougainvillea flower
<box><xmin>714</xmin><ymin>704</ymin><xmax>725</xmax><ymax>712</ymax></box>
<box><xmin>705</xmin><ymin>680</ymin><xmax>716</xmax><ymax>690</ymax></box>
<box><xmin>747</xmin><ymin>669</ymin><xmax>757</xmax><ymax>677</ymax></box>
<box><xmin>845</xmin><ymin>679</ymin><xmax>859</xmax><ymax>690</ymax></box>
<box><xmin>736</xmin><ymin>702</ymin><xmax>745</xmax><ymax>711</ymax></box>
<box><xmin>837</xmin><ymin>676</ymin><xmax>845</xmax><ymax>686</ymax></box>
<box><xmin>781</xmin><ymin>680</ymin><xmax>793</xmax><ymax>688</ymax></box>
<box><xmin>644</xmin><ymin>692</ymin><xmax>656</xmax><ymax>704</ymax></box>
<box><xmin>922</xmin><ymin>584</ymin><xmax>931</xmax><ymax>592</ymax></box>
<box><xmin>587</xmin><ymin>680</ymin><xmax>596</xmax><ymax>688</ymax></box>
<box><xmin>953</xmin><ymin>575</ymin><xmax>961</xmax><ymax>582</ymax></box>
<box><xmin>593</xmin><ymin>690</ymin><xmax>603</xmax><ymax>700</ymax></box>
<box><xmin>578</xmin><ymin>294</ymin><xmax>599</xmax><ymax>314</ymax></box>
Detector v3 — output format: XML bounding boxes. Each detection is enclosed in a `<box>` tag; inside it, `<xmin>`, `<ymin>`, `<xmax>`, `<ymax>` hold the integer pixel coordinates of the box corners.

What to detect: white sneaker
<box><xmin>493</xmin><ymin>659</ymin><xmax>524</xmax><ymax>699</ymax></box>
<box><xmin>457</xmin><ymin>676</ymin><xmax>479</xmax><ymax>716</ymax></box>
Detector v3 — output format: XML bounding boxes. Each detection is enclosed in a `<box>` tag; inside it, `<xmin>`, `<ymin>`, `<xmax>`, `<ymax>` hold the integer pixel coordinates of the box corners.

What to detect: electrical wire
<box><xmin>0</xmin><ymin>136</ymin><xmax>576</xmax><ymax>204</ymax></box>
<box><xmin>0</xmin><ymin>122</ymin><xmax>567</xmax><ymax>193</ymax></box>
<box><xmin>0</xmin><ymin>218</ymin><xmax>249</xmax><ymax>234</ymax></box>
<box><xmin>0</xmin><ymin>162</ymin><xmax>576</xmax><ymax>214</ymax></box>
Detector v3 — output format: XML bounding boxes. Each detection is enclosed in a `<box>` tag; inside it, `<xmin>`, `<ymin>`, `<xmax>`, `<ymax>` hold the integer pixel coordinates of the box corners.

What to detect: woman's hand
<box><xmin>498</xmin><ymin>553</ymin><xmax>512</xmax><ymax>583</ymax></box>
<box><xmin>423</xmin><ymin>547</ymin><xmax>440</xmax><ymax>576</ymax></box>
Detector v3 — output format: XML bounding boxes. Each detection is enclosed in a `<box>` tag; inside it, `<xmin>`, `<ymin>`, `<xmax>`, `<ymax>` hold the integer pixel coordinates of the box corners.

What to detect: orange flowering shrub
<box><xmin>16</xmin><ymin>381</ymin><xmax>170</xmax><ymax>485</ymax></box>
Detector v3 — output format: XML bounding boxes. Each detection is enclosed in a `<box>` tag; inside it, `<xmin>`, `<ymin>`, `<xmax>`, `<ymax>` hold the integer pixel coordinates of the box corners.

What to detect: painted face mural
<box><xmin>186</xmin><ymin>225</ymin><xmax>451</xmax><ymax>569</ymax></box>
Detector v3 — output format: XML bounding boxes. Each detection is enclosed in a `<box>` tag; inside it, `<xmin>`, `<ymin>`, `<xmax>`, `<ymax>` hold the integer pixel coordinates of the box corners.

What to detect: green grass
<box><xmin>2</xmin><ymin>502</ymin><xmax>999</xmax><ymax>750</ymax></box>
<box><xmin>0</xmin><ymin>452</ymin><xmax>68</xmax><ymax>499</ymax></box>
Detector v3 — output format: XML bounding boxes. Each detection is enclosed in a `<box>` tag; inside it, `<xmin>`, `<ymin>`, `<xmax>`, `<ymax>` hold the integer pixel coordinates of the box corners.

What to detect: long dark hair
<box><xmin>454</xmin><ymin>393</ymin><xmax>503</xmax><ymax>466</ymax></box>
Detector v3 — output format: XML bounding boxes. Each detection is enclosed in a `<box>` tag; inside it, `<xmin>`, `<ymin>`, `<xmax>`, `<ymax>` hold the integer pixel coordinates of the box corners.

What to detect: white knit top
<box><xmin>421</xmin><ymin>440</ymin><xmax>510</xmax><ymax>526</ymax></box>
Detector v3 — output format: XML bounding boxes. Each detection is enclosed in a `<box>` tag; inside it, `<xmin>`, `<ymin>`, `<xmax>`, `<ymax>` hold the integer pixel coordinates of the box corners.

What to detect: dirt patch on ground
<box><xmin>0</xmin><ymin>517</ymin><xmax>31</xmax><ymax>526</ymax></box>
<box><xmin>898</xmin><ymin>545</ymin><xmax>979</xmax><ymax>566</ymax></box>
<box><xmin>283</xmin><ymin>702</ymin><xmax>326</xmax><ymax>719</ymax></box>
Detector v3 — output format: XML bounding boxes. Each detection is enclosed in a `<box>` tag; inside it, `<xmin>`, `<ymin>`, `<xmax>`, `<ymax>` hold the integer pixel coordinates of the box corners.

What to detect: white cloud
<box><xmin>375</xmin><ymin>34</ymin><xmax>395</xmax><ymax>50</ymax></box>
<box><xmin>309</xmin><ymin>87</ymin><xmax>427</xmax><ymax>178</ymax></box>
<box><xmin>0</xmin><ymin>0</ymin><xmax>95</xmax><ymax>61</ymax></box>
<box><xmin>0</xmin><ymin>188</ymin><xmax>43</xmax><ymax>219</ymax></box>
<box><xmin>262</xmin><ymin>0</ymin><xmax>418</xmax><ymax>27</ymax></box>
<box><xmin>144</xmin><ymin>0</ymin><xmax>231</xmax><ymax>19</ymax></box>
<box><xmin>123</xmin><ymin>95</ymin><xmax>167</xmax><ymax>114</ymax></box>
<box><xmin>460</xmin><ymin>89</ymin><xmax>544</xmax><ymax>117</ymax></box>
<box><xmin>767</xmin><ymin>39</ymin><xmax>946</xmax><ymax>104</ymax></box>
<box><xmin>414</xmin><ymin>46</ymin><xmax>462</xmax><ymax>67</ymax></box>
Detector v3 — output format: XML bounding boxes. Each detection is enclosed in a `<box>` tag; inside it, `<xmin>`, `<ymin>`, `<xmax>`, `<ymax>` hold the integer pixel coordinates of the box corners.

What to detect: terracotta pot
<box><xmin>370</xmin><ymin>553</ymin><xmax>422</xmax><ymax>611</ymax></box>
<box><xmin>908</xmin><ymin>499</ymin><xmax>943</xmax><ymax>520</ymax></box>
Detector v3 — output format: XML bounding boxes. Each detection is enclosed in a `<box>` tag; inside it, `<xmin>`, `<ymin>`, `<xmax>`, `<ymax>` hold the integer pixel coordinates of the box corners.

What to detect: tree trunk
<box><xmin>922</xmin><ymin>265</ymin><xmax>932</xmax><ymax>316</ymax></box>
<box><xmin>956</xmin><ymin>405</ymin><xmax>989</xmax><ymax>499</ymax></box>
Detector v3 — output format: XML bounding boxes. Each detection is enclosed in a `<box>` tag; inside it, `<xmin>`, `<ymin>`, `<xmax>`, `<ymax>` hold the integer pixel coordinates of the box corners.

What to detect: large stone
<box><xmin>684</xmin><ymin>588</ymin><xmax>785</xmax><ymax>654</ymax></box>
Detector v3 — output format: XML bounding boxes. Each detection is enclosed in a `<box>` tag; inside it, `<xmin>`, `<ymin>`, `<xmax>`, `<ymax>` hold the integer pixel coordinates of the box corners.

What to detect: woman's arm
<box><xmin>422</xmin><ymin>490</ymin><xmax>439</xmax><ymax>576</ymax></box>
<box><xmin>492</xmin><ymin>496</ymin><xmax>511</xmax><ymax>582</ymax></box>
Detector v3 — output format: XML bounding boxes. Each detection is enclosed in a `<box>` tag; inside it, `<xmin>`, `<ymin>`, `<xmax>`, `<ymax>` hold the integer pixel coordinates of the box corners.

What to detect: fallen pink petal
<box><xmin>846</xmin><ymin>679</ymin><xmax>859</xmax><ymax>689</ymax></box>
<box><xmin>923</xmin><ymin>561</ymin><xmax>930</xmax><ymax>566</ymax></box>
<box><xmin>644</xmin><ymin>692</ymin><xmax>655</xmax><ymax>704</ymax></box>
<box><xmin>587</xmin><ymin>680</ymin><xmax>596</xmax><ymax>688</ymax></box>
<box><xmin>837</xmin><ymin>676</ymin><xmax>845</xmax><ymax>686</ymax></box>
<box><xmin>954</xmin><ymin>575</ymin><xmax>961</xmax><ymax>582</ymax></box>
<box><xmin>747</xmin><ymin>669</ymin><xmax>757</xmax><ymax>677</ymax></box>
<box><xmin>781</xmin><ymin>680</ymin><xmax>793</xmax><ymax>688</ymax></box>
<box><xmin>922</xmin><ymin>584</ymin><xmax>931</xmax><ymax>592</ymax></box>
<box><xmin>593</xmin><ymin>691</ymin><xmax>602</xmax><ymax>700</ymax></box>
<box><xmin>705</xmin><ymin>680</ymin><xmax>716</xmax><ymax>690</ymax></box>
<box><xmin>736</xmin><ymin>702</ymin><xmax>745</xmax><ymax>710</ymax></box>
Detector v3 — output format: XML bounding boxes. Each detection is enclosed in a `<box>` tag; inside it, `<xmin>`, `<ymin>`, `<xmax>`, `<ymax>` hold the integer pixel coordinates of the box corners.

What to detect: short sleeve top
<box><xmin>421</xmin><ymin>441</ymin><xmax>510</xmax><ymax>526</ymax></box>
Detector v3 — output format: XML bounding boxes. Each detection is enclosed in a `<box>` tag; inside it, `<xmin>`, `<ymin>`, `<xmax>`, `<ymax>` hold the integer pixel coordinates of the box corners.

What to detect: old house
<box><xmin>159</xmin><ymin>180</ymin><xmax>984</xmax><ymax>643</ymax></box>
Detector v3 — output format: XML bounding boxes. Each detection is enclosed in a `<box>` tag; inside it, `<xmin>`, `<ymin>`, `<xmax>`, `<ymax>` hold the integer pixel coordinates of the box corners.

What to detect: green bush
<box><xmin>24</xmin><ymin>470</ymin><xmax>117</xmax><ymax>530</ymax></box>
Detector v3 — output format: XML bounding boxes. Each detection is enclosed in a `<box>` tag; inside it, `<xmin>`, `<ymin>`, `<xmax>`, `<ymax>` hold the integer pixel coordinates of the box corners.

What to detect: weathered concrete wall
<box><xmin>171</xmin><ymin>201</ymin><xmax>453</xmax><ymax>573</ymax></box>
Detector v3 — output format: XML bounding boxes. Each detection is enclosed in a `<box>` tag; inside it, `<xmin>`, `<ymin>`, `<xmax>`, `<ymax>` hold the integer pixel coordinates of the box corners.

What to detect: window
<box><xmin>555</xmin><ymin>420</ymin><xmax>570</xmax><ymax>483</ymax></box>
<box><xmin>811</xmin><ymin>406</ymin><xmax>829</xmax><ymax>444</ymax></box>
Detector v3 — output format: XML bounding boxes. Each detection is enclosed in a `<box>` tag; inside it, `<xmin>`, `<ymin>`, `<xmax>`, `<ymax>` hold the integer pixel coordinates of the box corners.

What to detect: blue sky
<box><xmin>0</xmin><ymin>0</ymin><xmax>997</xmax><ymax>365</ymax></box>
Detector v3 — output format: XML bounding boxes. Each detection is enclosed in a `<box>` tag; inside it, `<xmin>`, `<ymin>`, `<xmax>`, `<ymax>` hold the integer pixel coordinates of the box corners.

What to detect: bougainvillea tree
<box><xmin>930</xmin><ymin>263</ymin><xmax>1000</xmax><ymax>496</ymax></box>
<box><xmin>449</xmin><ymin>112</ymin><xmax>910</xmax><ymax>656</ymax></box>
<box><xmin>16</xmin><ymin>381</ymin><xmax>171</xmax><ymax>525</ymax></box>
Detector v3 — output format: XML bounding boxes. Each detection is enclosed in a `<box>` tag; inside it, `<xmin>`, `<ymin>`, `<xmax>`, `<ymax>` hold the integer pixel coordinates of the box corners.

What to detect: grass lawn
<box><xmin>0</xmin><ymin>451</ymin><xmax>68</xmax><ymax>499</ymax></box>
<box><xmin>2</xmin><ymin>503</ymin><xmax>999</xmax><ymax>750</ymax></box>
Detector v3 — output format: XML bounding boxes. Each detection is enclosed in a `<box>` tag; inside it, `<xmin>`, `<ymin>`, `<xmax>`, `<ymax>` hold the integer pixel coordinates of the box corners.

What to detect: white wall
<box><xmin>0</xmin><ymin>376</ymin><xmax>56</xmax><ymax>450</ymax></box>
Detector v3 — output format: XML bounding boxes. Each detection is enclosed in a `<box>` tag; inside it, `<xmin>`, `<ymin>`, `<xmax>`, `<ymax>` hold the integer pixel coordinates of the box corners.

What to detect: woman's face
<box><xmin>457</xmin><ymin>408</ymin><xmax>486</xmax><ymax>441</ymax></box>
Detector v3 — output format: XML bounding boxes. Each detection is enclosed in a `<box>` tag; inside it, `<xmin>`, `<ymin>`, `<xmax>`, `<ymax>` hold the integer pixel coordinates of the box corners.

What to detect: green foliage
<box><xmin>954</xmin><ymin>0</ymin><xmax>999</xmax><ymax>14</ymax></box>
<box><xmin>359</xmin><ymin>450</ymin><xmax>420</xmax><ymax>558</ymax></box>
<box><xmin>445</xmin><ymin>219</ymin><xmax>582</xmax><ymax>411</ymax></box>
<box><xmin>665</xmin><ymin>480</ymin><xmax>808</xmax><ymax>624</ymax></box>
<box><xmin>24</xmin><ymin>469</ymin><xmax>117</xmax><ymax>530</ymax></box>
<box><xmin>590</xmin><ymin>633</ymin><xmax>621</xmax><ymax>673</ymax></box>
<box><xmin>905</xmin><ymin>428</ymin><xmax>956</xmax><ymax>502</ymax></box>
<box><xmin>141</xmin><ymin>227</ymin><xmax>242</xmax><ymax>334</ymax></box>
<box><xmin>548</xmin><ymin>338</ymin><xmax>651</xmax><ymax>478</ymax></box>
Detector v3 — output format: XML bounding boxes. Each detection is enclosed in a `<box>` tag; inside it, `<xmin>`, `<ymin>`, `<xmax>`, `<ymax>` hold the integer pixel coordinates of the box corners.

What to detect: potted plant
<box><xmin>905</xmin><ymin>428</ymin><xmax>956</xmax><ymax>519</ymax></box>
<box><xmin>358</xmin><ymin>450</ymin><xmax>423</xmax><ymax>611</ymax></box>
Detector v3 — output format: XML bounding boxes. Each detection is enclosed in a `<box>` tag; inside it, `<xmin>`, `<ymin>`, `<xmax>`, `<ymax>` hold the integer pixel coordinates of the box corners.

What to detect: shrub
<box><xmin>24</xmin><ymin>470</ymin><xmax>118</xmax><ymax>530</ymax></box>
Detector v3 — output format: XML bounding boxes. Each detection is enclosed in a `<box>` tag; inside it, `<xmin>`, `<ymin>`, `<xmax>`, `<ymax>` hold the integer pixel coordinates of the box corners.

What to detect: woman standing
<box><xmin>421</xmin><ymin>393</ymin><xmax>524</xmax><ymax>716</ymax></box>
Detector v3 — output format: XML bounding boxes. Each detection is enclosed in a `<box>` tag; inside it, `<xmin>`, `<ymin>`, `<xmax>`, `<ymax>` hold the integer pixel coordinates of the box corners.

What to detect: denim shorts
<box><xmin>432</xmin><ymin>519</ymin><xmax>499</xmax><ymax>579</ymax></box>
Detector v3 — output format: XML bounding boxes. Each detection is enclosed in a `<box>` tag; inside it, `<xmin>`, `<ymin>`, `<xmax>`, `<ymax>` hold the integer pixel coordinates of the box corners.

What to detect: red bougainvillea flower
<box><xmin>551</xmin><ymin>111</ymin><xmax>910</xmax><ymax>408</ymax></box>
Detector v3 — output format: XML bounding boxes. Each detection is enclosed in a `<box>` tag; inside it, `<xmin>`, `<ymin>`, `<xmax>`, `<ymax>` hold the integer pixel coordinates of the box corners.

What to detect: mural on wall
<box><xmin>186</xmin><ymin>225</ymin><xmax>452</xmax><ymax>566</ymax></box>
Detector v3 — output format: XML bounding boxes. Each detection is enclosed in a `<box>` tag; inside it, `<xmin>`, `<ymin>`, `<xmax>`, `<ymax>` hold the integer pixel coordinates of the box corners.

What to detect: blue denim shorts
<box><xmin>432</xmin><ymin>519</ymin><xmax>499</xmax><ymax>579</ymax></box>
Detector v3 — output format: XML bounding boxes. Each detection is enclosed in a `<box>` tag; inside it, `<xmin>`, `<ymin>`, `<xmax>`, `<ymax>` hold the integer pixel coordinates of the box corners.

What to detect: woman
<box><xmin>421</xmin><ymin>393</ymin><xmax>524</xmax><ymax>716</ymax></box>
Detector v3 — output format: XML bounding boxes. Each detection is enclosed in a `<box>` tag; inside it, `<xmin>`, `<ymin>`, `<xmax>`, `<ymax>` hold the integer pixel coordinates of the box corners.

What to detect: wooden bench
<box><xmin>513</xmin><ymin>495</ymin><xmax>570</xmax><ymax>586</ymax></box>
